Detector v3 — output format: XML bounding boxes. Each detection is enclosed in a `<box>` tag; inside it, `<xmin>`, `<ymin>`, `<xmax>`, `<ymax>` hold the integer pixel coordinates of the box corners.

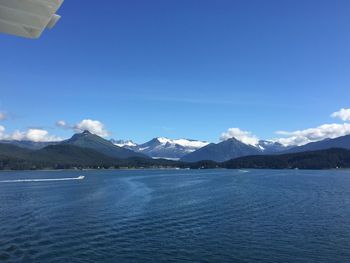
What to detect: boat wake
<box><xmin>0</xmin><ymin>175</ymin><xmax>85</xmax><ymax>183</ymax></box>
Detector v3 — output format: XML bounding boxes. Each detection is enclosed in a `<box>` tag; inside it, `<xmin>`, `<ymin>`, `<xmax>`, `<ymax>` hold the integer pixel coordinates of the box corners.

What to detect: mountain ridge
<box><xmin>222</xmin><ymin>148</ymin><xmax>350</xmax><ymax>169</ymax></box>
<box><xmin>180</xmin><ymin>137</ymin><xmax>262</xmax><ymax>162</ymax></box>
<box><xmin>115</xmin><ymin>137</ymin><xmax>209</xmax><ymax>159</ymax></box>
<box><xmin>0</xmin><ymin>140</ymin><xmax>58</xmax><ymax>150</ymax></box>
<box><xmin>60</xmin><ymin>130</ymin><xmax>149</xmax><ymax>159</ymax></box>
<box><xmin>2</xmin><ymin>132</ymin><xmax>350</xmax><ymax>162</ymax></box>
<box><xmin>283</xmin><ymin>134</ymin><xmax>350</xmax><ymax>154</ymax></box>
<box><xmin>1</xmin><ymin>143</ymin><xmax>350</xmax><ymax>170</ymax></box>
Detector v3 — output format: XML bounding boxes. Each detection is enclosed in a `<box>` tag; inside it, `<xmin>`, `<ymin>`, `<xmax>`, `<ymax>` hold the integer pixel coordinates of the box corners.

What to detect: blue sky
<box><xmin>1</xmin><ymin>0</ymin><xmax>350</xmax><ymax>144</ymax></box>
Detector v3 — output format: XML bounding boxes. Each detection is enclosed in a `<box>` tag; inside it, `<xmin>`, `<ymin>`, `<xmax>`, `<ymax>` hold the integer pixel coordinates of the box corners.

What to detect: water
<box><xmin>1</xmin><ymin>169</ymin><xmax>350</xmax><ymax>262</ymax></box>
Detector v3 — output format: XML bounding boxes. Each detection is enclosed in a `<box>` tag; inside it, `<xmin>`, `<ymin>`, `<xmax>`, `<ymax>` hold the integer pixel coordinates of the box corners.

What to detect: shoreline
<box><xmin>1</xmin><ymin>167</ymin><xmax>350</xmax><ymax>172</ymax></box>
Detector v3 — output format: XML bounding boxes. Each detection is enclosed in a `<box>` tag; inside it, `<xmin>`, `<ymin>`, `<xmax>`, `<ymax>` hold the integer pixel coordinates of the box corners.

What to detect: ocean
<box><xmin>1</xmin><ymin>169</ymin><xmax>350</xmax><ymax>262</ymax></box>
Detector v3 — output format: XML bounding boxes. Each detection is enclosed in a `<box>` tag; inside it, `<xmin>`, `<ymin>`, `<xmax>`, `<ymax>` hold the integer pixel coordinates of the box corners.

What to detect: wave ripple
<box><xmin>1</xmin><ymin>169</ymin><xmax>350</xmax><ymax>262</ymax></box>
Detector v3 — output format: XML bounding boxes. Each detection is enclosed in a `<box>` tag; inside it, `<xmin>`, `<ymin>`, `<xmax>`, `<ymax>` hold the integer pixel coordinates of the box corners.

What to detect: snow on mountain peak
<box><xmin>156</xmin><ymin>137</ymin><xmax>171</xmax><ymax>144</ymax></box>
<box><xmin>111</xmin><ymin>139</ymin><xmax>137</xmax><ymax>147</ymax></box>
<box><xmin>156</xmin><ymin>137</ymin><xmax>209</xmax><ymax>149</ymax></box>
<box><xmin>110</xmin><ymin>137</ymin><xmax>210</xmax><ymax>159</ymax></box>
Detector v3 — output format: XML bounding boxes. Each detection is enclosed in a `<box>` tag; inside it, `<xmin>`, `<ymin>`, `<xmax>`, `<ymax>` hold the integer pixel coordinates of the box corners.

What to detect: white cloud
<box><xmin>0</xmin><ymin>125</ymin><xmax>5</xmax><ymax>137</ymax></box>
<box><xmin>331</xmin><ymin>108</ymin><xmax>350</xmax><ymax>121</ymax></box>
<box><xmin>74</xmin><ymin>119</ymin><xmax>110</xmax><ymax>137</ymax></box>
<box><xmin>0</xmin><ymin>112</ymin><xmax>6</xmax><ymax>121</ymax></box>
<box><xmin>56</xmin><ymin>119</ymin><xmax>110</xmax><ymax>137</ymax></box>
<box><xmin>56</xmin><ymin>120</ymin><xmax>69</xmax><ymax>128</ymax></box>
<box><xmin>275</xmin><ymin>123</ymin><xmax>350</xmax><ymax>146</ymax></box>
<box><xmin>0</xmin><ymin>126</ymin><xmax>61</xmax><ymax>142</ymax></box>
<box><xmin>220</xmin><ymin>128</ymin><xmax>259</xmax><ymax>146</ymax></box>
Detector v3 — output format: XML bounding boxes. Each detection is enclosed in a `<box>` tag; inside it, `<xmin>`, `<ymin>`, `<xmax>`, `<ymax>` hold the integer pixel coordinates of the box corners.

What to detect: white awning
<box><xmin>0</xmin><ymin>0</ymin><xmax>64</xmax><ymax>39</ymax></box>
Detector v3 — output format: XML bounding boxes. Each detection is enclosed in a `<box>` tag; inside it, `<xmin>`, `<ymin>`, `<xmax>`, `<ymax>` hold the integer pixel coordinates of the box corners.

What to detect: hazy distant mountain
<box><xmin>181</xmin><ymin>137</ymin><xmax>262</xmax><ymax>162</ymax></box>
<box><xmin>0</xmin><ymin>143</ymin><xmax>32</xmax><ymax>159</ymax></box>
<box><xmin>0</xmin><ymin>140</ymin><xmax>58</xmax><ymax>150</ymax></box>
<box><xmin>285</xmin><ymin>134</ymin><xmax>350</xmax><ymax>153</ymax></box>
<box><xmin>61</xmin><ymin>130</ymin><xmax>148</xmax><ymax>159</ymax></box>
<box><xmin>112</xmin><ymin>137</ymin><xmax>209</xmax><ymax>159</ymax></box>
<box><xmin>257</xmin><ymin>140</ymin><xmax>290</xmax><ymax>153</ymax></box>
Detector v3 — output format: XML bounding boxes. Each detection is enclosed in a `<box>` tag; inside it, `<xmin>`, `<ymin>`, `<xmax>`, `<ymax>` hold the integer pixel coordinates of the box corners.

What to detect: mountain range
<box><xmin>0</xmin><ymin>130</ymin><xmax>148</xmax><ymax>159</ymax></box>
<box><xmin>0</xmin><ymin>131</ymin><xmax>174</xmax><ymax>170</ymax></box>
<box><xmin>180</xmin><ymin>138</ymin><xmax>289</xmax><ymax>162</ymax></box>
<box><xmin>0</xmin><ymin>140</ymin><xmax>58</xmax><ymax>150</ymax></box>
<box><xmin>60</xmin><ymin>130</ymin><xmax>149</xmax><ymax>159</ymax></box>
<box><xmin>1</xmin><ymin>142</ymin><xmax>349</xmax><ymax>170</ymax></box>
<box><xmin>112</xmin><ymin>137</ymin><xmax>209</xmax><ymax>159</ymax></box>
<box><xmin>284</xmin><ymin>134</ymin><xmax>350</xmax><ymax>154</ymax></box>
<box><xmin>180</xmin><ymin>135</ymin><xmax>350</xmax><ymax>162</ymax></box>
<box><xmin>1</xmin><ymin>130</ymin><xmax>350</xmax><ymax>170</ymax></box>
<box><xmin>112</xmin><ymin>137</ymin><xmax>290</xmax><ymax>162</ymax></box>
<box><xmin>0</xmin><ymin>142</ymin><xmax>180</xmax><ymax>170</ymax></box>
<box><xmin>2</xmin><ymin>131</ymin><xmax>350</xmax><ymax>163</ymax></box>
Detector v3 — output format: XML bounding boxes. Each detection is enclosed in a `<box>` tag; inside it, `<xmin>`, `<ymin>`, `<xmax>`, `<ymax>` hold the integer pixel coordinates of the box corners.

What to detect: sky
<box><xmin>1</xmin><ymin>0</ymin><xmax>350</xmax><ymax>145</ymax></box>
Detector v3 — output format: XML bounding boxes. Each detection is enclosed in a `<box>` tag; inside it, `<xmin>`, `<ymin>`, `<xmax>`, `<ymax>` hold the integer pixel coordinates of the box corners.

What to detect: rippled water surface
<box><xmin>1</xmin><ymin>169</ymin><xmax>350</xmax><ymax>262</ymax></box>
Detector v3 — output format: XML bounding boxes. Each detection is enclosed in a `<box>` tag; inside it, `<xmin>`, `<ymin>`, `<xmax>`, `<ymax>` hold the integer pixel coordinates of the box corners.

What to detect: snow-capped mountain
<box><xmin>111</xmin><ymin>137</ymin><xmax>209</xmax><ymax>159</ymax></box>
<box><xmin>155</xmin><ymin>137</ymin><xmax>209</xmax><ymax>149</ymax></box>
<box><xmin>109</xmin><ymin>136</ymin><xmax>288</xmax><ymax>161</ymax></box>
<box><xmin>181</xmin><ymin>138</ymin><xmax>291</xmax><ymax>162</ymax></box>
<box><xmin>256</xmin><ymin>140</ymin><xmax>290</xmax><ymax>153</ymax></box>
<box><xmin>181</xmin><ymin>137</ymin><xmax>261</xmax><ymax>162</ymax></box>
